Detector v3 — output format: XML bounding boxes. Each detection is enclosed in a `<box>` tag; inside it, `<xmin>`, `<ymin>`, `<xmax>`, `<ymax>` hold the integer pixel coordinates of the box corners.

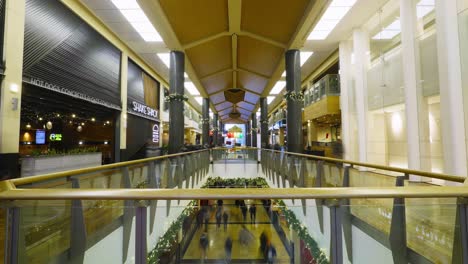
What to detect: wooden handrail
<box><xmin>0</xmin><ymin>186</ymin><xmax>468</xmax><ymax>200</ymax></box>
<box><xmin>10</xmin><ymin>149</ymin><xmax>208</xmax><ymax>187</ymax></box>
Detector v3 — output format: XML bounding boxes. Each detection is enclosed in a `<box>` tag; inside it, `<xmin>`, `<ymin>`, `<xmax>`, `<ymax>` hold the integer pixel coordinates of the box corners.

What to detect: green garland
<box><xmin>147</xmin><ymin>201</ymin><xmax>196</xmax><ymax>264</ymax></box>
<box><xmin>165</xmin><ymin>93</ymin><xmax>188</xmax><ymax>103</ymax></box>
<box><xmin>276</xmin><ymin>200</ymin><xmax>329</xmax><ymax>264</ymax></box>
<box><xmin>284</xmin><ymin>91</ymin><xmax>304</xmax><ymax>101</ymax></box>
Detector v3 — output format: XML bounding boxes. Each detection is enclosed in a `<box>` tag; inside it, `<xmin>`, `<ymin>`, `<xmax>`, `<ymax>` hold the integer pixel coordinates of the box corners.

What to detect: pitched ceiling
<box><xmin>152</xmin><ymin>0</ymin><xmax>312</xmax><ymax>122</ymax></box>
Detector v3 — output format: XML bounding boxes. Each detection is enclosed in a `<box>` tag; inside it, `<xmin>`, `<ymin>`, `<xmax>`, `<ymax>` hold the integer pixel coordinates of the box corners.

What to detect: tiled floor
<box><xmin>182</xmin><ymin>200</ymin><xmax>290</xmax><ymax>263</ymax></box>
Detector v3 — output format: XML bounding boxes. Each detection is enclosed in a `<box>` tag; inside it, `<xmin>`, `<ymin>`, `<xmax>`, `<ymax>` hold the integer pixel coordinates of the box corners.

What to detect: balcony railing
<box><xmin>304</xmin><ymin>74</ymin><xmax>340</xmax><ymax>107</ymax></box>
<box><xmin>1</xmin><ymin>148</ymin><xmax>467</xmax><ymax>264</ymax></box>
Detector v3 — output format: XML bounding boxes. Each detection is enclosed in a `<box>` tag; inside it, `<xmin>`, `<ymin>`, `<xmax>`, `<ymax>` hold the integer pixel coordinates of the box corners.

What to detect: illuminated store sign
<box><xmin>36</xmin><ymin>130</ymin><xmax>46</xmax><ymax>144</ymax></box>
<box><xmin>152</xmin><ymin>123</ymin><xmax>160</xmax><ymax>143</ymax></box>
<box><xmin>49</xmin><ymin>133</ymin><xmax>62</xmax><ymax>141</ymax></box>
<box><xmin>130</xmin><ymin>101</ymin><xmax>159</xmax><ymax>121</ymax></box>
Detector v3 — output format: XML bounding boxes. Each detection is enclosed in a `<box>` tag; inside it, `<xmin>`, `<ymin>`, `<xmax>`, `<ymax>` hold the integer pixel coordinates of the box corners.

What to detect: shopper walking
<box><xmin>249</xmin><ymin>204</ymin><xmax>257</xmax><ymax>224</ymax></box>
<box><xmin>199</xmin><ymin>232</ymin><xmax>209</xmax><ymax>261</ymax></box>
<box><xmin>223</xmin><ymin>211</ymin><xmax>229</xmax><ymax>231</ymax></box>
<box><xmin>225</xmin><ymin>237</ymin><xmax>233</xmax><ymax>263</ymax></box>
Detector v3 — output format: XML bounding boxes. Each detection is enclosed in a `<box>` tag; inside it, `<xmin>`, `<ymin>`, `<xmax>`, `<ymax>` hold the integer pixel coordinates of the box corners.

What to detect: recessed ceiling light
<box><xmin>270</xmin><ymin>81</ymin><xmax>286</xmax><ymax>95</ymax></box>
<box><xmin>307</xmin><ymin>0</ymin><xmax>357</xmax><ymax>40</ymax></box>
<box><xmin>157</xmin><ymin>53</ymin><xmax>170</xmax><ymax>68</ymax></box>
<box><xmin>194</xmin><ymin>96</ymin><xmax>203</xmax><ymax>105</ymax></box>
<box><xmin>111</xmin><ymin>0</ymin><xmax>162</xmax><ymax>42</ymax></box>
<box><xmin>267</xmin><ymin>96</ymin><xmax>275</xmax><ymax>104</ymax></box>
<box><xmin>300</xmin><ymin>52</ymin><xmax>314</xmax><ymax>66</ymax></box>
<box><xmin>185</xmin><ymin>82</ymin><xmax>200</xmax><ymax>96</ymax></box>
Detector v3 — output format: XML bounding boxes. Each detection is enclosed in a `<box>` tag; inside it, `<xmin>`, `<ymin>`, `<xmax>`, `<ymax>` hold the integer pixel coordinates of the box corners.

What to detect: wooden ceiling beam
<box><xmin>182</xmin><ymin>31</ymin><xmax>230</xmax><ymax>50</ymax></box>
<box><xmin>239</xmin><ymin>31</ymin><xmax>287</xmax><ymax>49</ymax></box>
<box><xmin>237</xmin><ymin>68</ymin><xmax>270</xmax><ymax>80</ymax></box>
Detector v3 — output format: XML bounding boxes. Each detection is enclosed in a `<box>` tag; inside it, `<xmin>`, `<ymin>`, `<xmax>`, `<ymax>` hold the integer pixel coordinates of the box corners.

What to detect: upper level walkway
<box><xmin>1</xmin><ymin>148</ymin><xmax>468</xmax><ymax>264</ymax></box>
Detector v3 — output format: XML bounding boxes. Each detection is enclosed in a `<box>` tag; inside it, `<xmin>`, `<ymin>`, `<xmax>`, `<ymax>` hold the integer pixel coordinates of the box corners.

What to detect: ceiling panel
<box><xmin>238</xmin><ymin>36</ymin><xmax>283</xmax><ymax>77</ymax></box>
<box><xmin>237</xmin><ymin>101</ymin><xmax>255</xmax><ymax>111</ymax></box>
<box><xmin>159</xmin><ymin>0</ymin><xmax>228</xmax><ymax>45</ymax></box>
<box><xmin>241</xmin><ymin>0</ymin><xmax>309</xmax><ymax>44</ymax></box>
<box><xmin>210</xmin><ymin>92</ymin><xmax>225</xmax><ymax>105</ymax></box>
<box><xmin>215</xmin><ymin>101</ymin><xmax>233</xmax><ymax>111</ymax></box>
<box><xmin>186</xmin><ymin>36</ymin><xmax>232</xmax><ymax>77</ymax></box>
<box><xmin>241</xmin><ymin>114</ymin><xmax>250</xmax><ymax>120</ymax></box>
<box><xmin>237</xmin><ymin>108</ymin><xmax>251</xmax><ymax>116</ymax></box>
<box><xmin>244</xmin><ymin>91</ymin><xmax>259</xmax><ymax>104</ymax></box>
<box><xmin>237</xmin><ymin>70</ymin><xmax>268</xmax><ymax>94</ymax></box>
<box><xmin>201</xmin><ymin>70</ymin><xmax>232</xmax><ymax>95</ymax></box>
<box><xmin>218</xmin><ymin>107</ymin><xmax>232</xmax><ymax>117</ymax></box>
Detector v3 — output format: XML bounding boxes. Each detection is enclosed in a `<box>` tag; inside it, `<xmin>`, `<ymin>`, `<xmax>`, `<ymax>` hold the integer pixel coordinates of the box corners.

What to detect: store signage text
<box><xmin>152</xmin><ymin>124</ymin><xmax>160</xmax><ymax>143</ymax></box>
<box><xmin>49</xmin><ymin>133</ymin><xmax>62</xmax><ymax>141</ymax></box>
<box><xmin>27</xmin><ymin>77</ymin><xmax>121</xmax><ymax>110</ymax></box>
<box><xmin>132</xmin><ymin>101</ymin><xmax>158</xmax><ymax>119</ymax></box>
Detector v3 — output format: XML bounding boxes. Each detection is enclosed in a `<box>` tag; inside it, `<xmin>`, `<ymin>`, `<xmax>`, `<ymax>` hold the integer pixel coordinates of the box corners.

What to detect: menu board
<box><xmin>35</xmin><ymin>130</ymin><xmax>46</xmax><ymax>144</ymax></box>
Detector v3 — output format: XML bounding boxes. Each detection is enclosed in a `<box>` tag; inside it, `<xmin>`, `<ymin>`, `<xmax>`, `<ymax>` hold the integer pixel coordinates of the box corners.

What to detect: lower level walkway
<box><xmin>183</xmin><ymin>200</ymin><xmax>290</xmax><ymax>263</ymax></box>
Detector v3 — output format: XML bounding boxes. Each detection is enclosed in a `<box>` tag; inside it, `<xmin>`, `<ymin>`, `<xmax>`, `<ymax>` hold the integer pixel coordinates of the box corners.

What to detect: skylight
<box><xmin>185</xmin><ymin>82</ymin><xmax>200</xmax><ymax>96</ymax></box>
<box><xmin>372</xmin><ymin>19</ymin><xmax>401</xmax><ymax>40</ymax></box>
<box><xmin>270</xmin><ymin>81</ymin><xmax>286</xmax><ymax>95</ymax></box>
<box><xmin>307</xmin><ymin>0</ymin><xmax>357</xmax><ymax>40</ymax></box>
<box><xmin>301</xmin><ymin>52</ymin><xmax>314</xmax><ymax>66</ymax></box>
<box><xmin>267</xmin><ymin>96</ymin><xmax>275</xmax><ymax>104</ymax></box>
<box><xmin>111</xmin><ymin>0</ymin><xmax>162</xmax><ymax>42</ymax></box>
<box><xmin>416</xmin><ymin>0</ymin><xmax>435</xmax><ymax>19</ymax></box>
<box><xmin>157</xmin><ymin>53</ymin><xmax>170</xmax><ymax>68</ymax></box>
<box><xmin>194</xmin><ymin>97</ymin><xmax>203</xmax><ymax>106</ymax></box>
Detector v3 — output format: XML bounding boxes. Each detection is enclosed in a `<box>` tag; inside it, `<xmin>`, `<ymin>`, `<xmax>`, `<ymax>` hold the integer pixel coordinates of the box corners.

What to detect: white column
<box><xmin>339</xmin><ymin>40</ymin><xmax>353</xmax><ymax>160</ymax></box>
<box><xmin>435</xmin><ymin>0</ymin><xmax>468</xmax><ymax>179</ymax></box>
<box><xmin>400</xmin><ymin>0</ymin><xmax>431</xmax><ymax>180</ymax></box>
<box><xmin>120</xmin><ymin>52</ymin><xmax>128</xmax><ymax>150</ymax></box>
<box><xmin>0</xmin><ymin>0</ymin><xmax>26</xmax><ymax>154</ymax></box>
<box><xmin>353</xmin><ymin>29</ymin><xmax>370</xmax><ymax>164</ymax></box>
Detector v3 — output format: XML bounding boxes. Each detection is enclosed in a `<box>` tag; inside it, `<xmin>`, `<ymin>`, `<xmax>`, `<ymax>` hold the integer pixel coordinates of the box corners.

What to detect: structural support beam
<box><xmin>339</xmin><ymin>41</ymin><xmax>352</xmax><ymax>160</ymax></box>
<box><xmin>202</xmin><ymin>98</ymin><xmax>210</xmax><ymax>146</ymax></box>
<box><xmin>168</xmin><ymin>51</ymin><xmax>185</xmax><ymax>154</ymax></box>
<box><xmin>213</xmin><ymin>114</ymin><xmax>219</xmax><ymax>146</ymax></box>
<box><xmin>232</xmin><ymin>34</ymin><xmax>238</xmax><ymax>89</ymax></box>
<box><xmin>0</xmin><ymin>0</ymin><xmax>25</xmax><ymax>179</ymax></box>
<box><xmin>237</xmin><ymin>68</ymin><xmax>271</xmax><ymax>80</ymax></box>
<box><xmin>435</xmin><ymin>0</ymin><xmax>468</xmax><ymax>179</ymax></box>
<box><xmin>285</xmin><ymin>50</ymin><xmax>303</xmax><ymax>153</ymax></box>
<box><xmin>260</xmin><ymin>97</ymin><xmax>269</xmax><ymax>148</ymax></box>
<box><xmin>353</xmin><ymin>29</ymin><xmax>370</xmax><ymax>164</ymax></box>
<box><xmin>246</xmin><ymin>120</ymin><xmax>251</xmax><ymax>146</ymax></box>
<box><xmin>182</xmin><ymin>31</ymin><xmax>230</xmax><ymax>50</ymax></box>
<box><xmin>239</xmin><ymin>31</ymin><xmax>287</xmax><ymax>49</ymax></box>
<box><xmin>251</xmin><ymin>113</ymin><xmax>258</xmax><ymax>148</ymax></box>
<box><xmin>400</xmin><ymin>0</ymin><xmax>431</xmax><ymax>180</ymax></box>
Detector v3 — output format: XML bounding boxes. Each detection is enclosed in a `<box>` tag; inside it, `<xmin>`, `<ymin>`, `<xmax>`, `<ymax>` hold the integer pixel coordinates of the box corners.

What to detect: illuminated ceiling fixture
<box><xmin>267</xmin><ymin>96</ymin><xmax>275</xmax><ymax>104</ymax></box>
<box><xmin>157</xmin><ymin>53</ymin><xmax>170</xmax><ymax>68</ymax></box>
<box><xmin>194</xmin><ymin>96</ymin><xmax>203</xmax><ymax>106</ymax></box>
<box><xmin>372</xmin><ymin>19</ymin><xmax>401</xmax><ymax>40</ymax></box>
<box><xmin>416</xmin><ymin>0</ymin><xmax>435</xmax><ymax>19</ymax></box>
<box><xmin>270</xmin><ymin>81</ymin><xmax>286</xmax><ymax>95</ymax></box>
<box><xmin>300</xmin><ymin>51</ymin><xmax>314</xmax><ymax>66</ymax></box>
<box><xmin>111</xmin><ymin>0</ymin><xmax>162</xmax><ymax>42</ymax></box>
<box><xmin>307</xmin><ymin>0</ymin><xmax>357</xmax><ymax>40</ymax></box>
<box><xmin>185</xmin><ymin>82</ymin><xmax>200</xmax><ymax>96</ymax></box>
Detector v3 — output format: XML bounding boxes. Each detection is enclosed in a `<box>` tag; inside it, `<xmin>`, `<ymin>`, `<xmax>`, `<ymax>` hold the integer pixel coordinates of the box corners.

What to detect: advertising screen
<box><xmin>36</xmin><ymin>130</ymin><xmax>46</xmax><ymax>144</ymax></box>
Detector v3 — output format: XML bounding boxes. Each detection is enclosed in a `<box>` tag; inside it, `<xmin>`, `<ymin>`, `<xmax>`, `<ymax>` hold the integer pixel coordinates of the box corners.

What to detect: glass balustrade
<box><xmin>1</xmin><ymin>148</ymin><xmax>467</xmax><ymax>264</ymax></box>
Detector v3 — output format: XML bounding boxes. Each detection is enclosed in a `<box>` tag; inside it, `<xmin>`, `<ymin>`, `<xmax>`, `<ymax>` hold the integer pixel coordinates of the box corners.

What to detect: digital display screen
<box><xmin>36</xmin><ymin>130</ymin><xmax>46</xmax><ymax>144</ymax></box>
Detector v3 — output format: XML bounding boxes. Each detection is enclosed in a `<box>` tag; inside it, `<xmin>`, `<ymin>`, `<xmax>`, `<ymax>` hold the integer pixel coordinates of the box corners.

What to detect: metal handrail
<box><xmin>9</xmin><ymin>149</ymin><xmax>208</xmax><ymax>187</ymax></box>
<box><xmin>260</xmin><ymin>148</ymin><xmax>466</xmax><ymax>183</ymax></box>
<box><xmin>1</xmin><ymin>186</ymin><xmax>468</xmax><ymax>200</ymax></box>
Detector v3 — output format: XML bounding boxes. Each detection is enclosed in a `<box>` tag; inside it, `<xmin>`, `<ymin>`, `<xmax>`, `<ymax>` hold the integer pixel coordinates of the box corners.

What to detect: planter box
<box><xmin>21</xmin><ymin>152</ymin><xmax>102</xmax><ymax>177</ymax></box>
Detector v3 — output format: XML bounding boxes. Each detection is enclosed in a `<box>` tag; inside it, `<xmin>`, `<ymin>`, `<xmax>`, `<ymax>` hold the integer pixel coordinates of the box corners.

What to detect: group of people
<box><xmin>235</xmin><ymin>199</ymin><xmax>257</xmax><ymax>223</ymax></box>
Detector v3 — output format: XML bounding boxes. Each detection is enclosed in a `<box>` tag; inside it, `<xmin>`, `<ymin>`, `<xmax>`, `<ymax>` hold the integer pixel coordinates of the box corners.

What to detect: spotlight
<box><xmin>91</xmin><ymin>118</ymin><xmax>95</xmax><ymax>122</ymax></box>
<box><xmin>81</xmin><ymin>122</ymin><xmax>85</xmax><ymax>126</ymax></box>
<box><xmin>106</xmin><ymin>121</ymin><xmax>110</xmax><ymax>124</ymax></box>
<box><xmin>38</xmin><ymin>117</ymin><xmax>43</xmax><ymax>121</ymax></box>
<box><xmin>26</xmin><ymin>124</ymin><xmax>31</xmax><ymax>129</ymax></box>
<box><xmin>72</xmin><ymin>114</ymin><xmax>76</xmax><ymax>118</ymax></box>
<box><xmin>56</xmin><ymin>114</ymin><xmax>60</xmax><ymax>117</ymax></box>
<box><xmin>79</xmin><ymin>141</ymin><xmax>83</xmax><ymax>145</ymax></box>
<box><xmin>104</xmin><ymin>141</ymin><xmax>108</xmax><ymax>145</ymax></box>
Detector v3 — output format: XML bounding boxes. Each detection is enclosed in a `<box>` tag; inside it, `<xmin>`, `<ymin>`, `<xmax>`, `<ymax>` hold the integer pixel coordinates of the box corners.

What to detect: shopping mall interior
<box><xmin>1</xmin><ymin>0</ymin><xmax>468</xmax><ymax>263</ymax></box>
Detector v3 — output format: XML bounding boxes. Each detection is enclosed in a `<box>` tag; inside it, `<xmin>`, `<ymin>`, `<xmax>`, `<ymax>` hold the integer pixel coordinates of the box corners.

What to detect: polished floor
<box><xmin>183</xmin><ymin>200</ymin><xmax>290</xmax><ymax>263</ymax></box>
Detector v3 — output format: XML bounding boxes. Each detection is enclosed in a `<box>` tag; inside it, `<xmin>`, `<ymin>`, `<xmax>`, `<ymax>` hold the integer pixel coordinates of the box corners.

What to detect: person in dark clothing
<box><xmin>215</xmin><ymin>208</ymin><xmax>222</xmax><ymax>230</ymax></box>
<box><xmin>260</xmin><ymin>230</ymin><xmax>267</xmax><ymax>254</ymax></box>
<box><xmin>199</xmin><ymin>232</ymin><xmax>209</xmax><ymax>260</ymax></box>
<box><xmin>241</xmin><ymin>205</ymin><xmax>247</xmax><ymax>222</ymax></box>
<box><xmin>265</xmin><ymin>243</ymin><xmax>277</xmax><ymax>264</ymax></box>
<box><xmin>224</xmin><ymin>237</ymin><xmax>233</xmax><ymax>263</ymax></box>
<box><xmin>217</xmin><ymin>199</ymin><xmax>223</xmax><ymax>207</ymax></box>
<box><xmin>197</xmin><ymin>210</ymin><xmax>204</xmax><ymax>229</ymax></box>
<box><xmin>249</xmin><ymin>204</ymin><xmax>257</xmax><ymax>224</ymax></box>
<box><xmin>204</xmin><ymin>212</ymin><xmax>209</xmax><ymax>232</ymax></box>
<box><xmin>223</xmin><ymin>211</ymin><xmax>229</xmax><ymax>231</ymax></box>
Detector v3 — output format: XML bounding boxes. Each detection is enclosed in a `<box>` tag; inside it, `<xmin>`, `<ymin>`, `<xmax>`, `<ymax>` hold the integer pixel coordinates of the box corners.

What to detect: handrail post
<box><xmin>316</xmin><ymin>160</ymin><xmax>324</xmax><ymax>187</ymax></box>
<box><xmin>329</xmin><ymin>199</ymin><xmax>343</xmax><ymax>264</ymax></box>
<box><xmin>453</xmin><ymin>198</ymin><xmax>468</xmax><ymax>264</ymax></box>
<box><xmin>389</xmin><ymin>176</ymin><xmax>407</xmax><ymax>264</ymax></box>
<box><xmin>122</xmin><ymin>167</ymin><xmax>134</xmax><ymax>263</ymax></box>
<box><xmin>341</xmin><ymin>165</ymin><xmax>353</xmax><ymax>262</ymax></box>
<box><xmin>135</xmin><ymin>201</ymin><xmax>148</xmax><ymax>264</ymax></box>
<box><xmin>69</xmin><ymin>177</ymin><xmax>87</xmax><ymax>263</ymax></box>
<box><xmin>6</xmin><ymin>206</ymin><xmax>25</xmax><ymax>264</ymax></box>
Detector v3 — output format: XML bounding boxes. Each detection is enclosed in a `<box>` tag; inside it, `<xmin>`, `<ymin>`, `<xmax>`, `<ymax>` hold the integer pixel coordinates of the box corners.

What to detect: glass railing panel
<box><xmin>349</xmin><ymin>169</ymin><xmax>398</xmax><ymax>235</ymax></box>
<box><xmin>322</xmin><ymin>162</ymin><xmax>343</xmax><ymax>187</ymax></box>
<box><xmin>127</xmin><ymin>163</ymin><xmax>149</xmax><ymax>188</ymax></box>
<box><xmin>405</xmin><ymin>196</ymin><xmax>457</xmax><ymax>263</ymax></box>
<box><xmin>304</xmin><ymin>159</ymin><xmax>317</xmax><ymax>187</ymax></box>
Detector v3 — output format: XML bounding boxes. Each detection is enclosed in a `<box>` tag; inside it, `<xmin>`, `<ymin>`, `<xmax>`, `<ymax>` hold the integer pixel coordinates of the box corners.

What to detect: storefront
<box><xmin>18</xmin><ymin>0</ymin><xmax>122</xmax><ymax>176</ymax></box>
<box><xmin>123</xmin><ymin>59</ymin><xmax>160</xmax><ymax>161</ymax></box>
